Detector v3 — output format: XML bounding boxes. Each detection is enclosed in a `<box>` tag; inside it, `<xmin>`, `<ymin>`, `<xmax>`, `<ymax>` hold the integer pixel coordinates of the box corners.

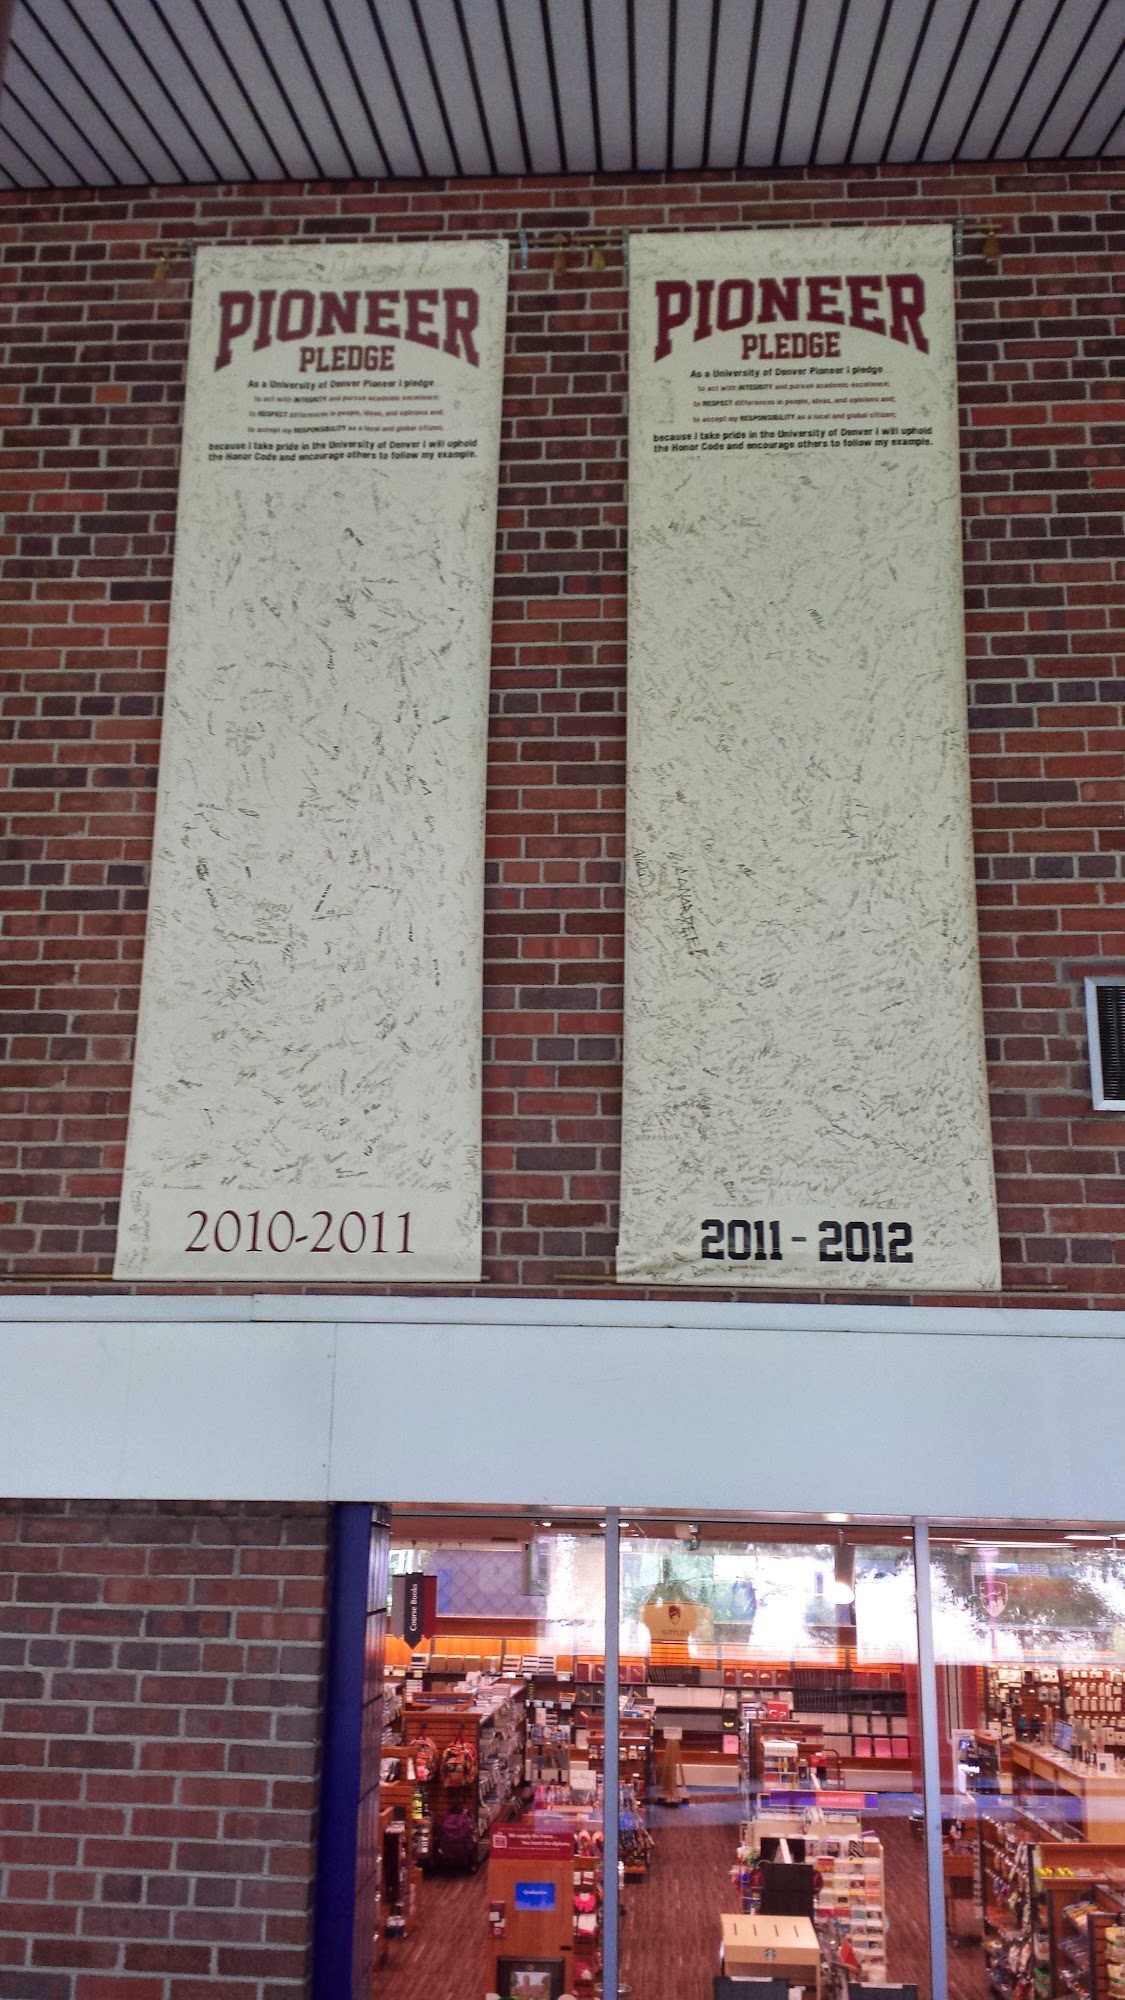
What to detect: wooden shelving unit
<box><xmin>404</xmin><ymin>1684</ymin><xmax>526</xmax><ymax>1870</ymax></box>
<box><xmin>379</xmin><ymin>1778</ymin><xmax>424</xmax><ymax>1940</ymax></box>
<box><xmin>1037</xmin><ymin>1841</ymin><xmax>1125</xmax><ymax>2000</ymax></box>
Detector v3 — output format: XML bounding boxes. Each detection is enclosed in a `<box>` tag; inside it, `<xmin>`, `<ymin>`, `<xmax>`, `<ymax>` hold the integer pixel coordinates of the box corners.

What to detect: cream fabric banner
<box><xmin>619</xmin><ymin>225</ymin><xmax>999</xmax><ymax>1292</ymax></box>
<box><xmin>115</xmin><ymin>241</ymin><xmax>507</xmax><ymax>1281</ymax></box>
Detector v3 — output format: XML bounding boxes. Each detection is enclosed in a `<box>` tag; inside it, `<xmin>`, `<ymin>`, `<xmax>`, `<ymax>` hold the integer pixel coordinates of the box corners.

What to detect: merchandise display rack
<box><xmin>979</xmin><ymin>1808</ymin><xmax>1072</xmax><ymax>2000</ymax></box>
<box><xmin>984</xmin><ymin>1665</ymin><xmax>1125</xmax><ymax>1757</ymax></box>
<box><xmin>737</xmin><ymin>1661</ymin><xmax>913</xmax><ymax>1791</ymax></box>
<box><xmin>1036</xmin><ymin>1843</ymin><xmax>1125</xmax><ymax>2000</ymax></box>
<box><xmin>735</xmin><ymin>1809</ymin><xmax>888</xmax><ymax>1987</ymax></box>
<box><xmin>402</xmin><ymin>1682</ymin><xmax>526</xmax><ymax>1870</ymax></box>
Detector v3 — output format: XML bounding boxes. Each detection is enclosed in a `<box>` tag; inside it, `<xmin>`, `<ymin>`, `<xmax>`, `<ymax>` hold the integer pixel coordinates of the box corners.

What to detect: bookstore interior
<box><xmin>365</xmin><ymin>1513</ymin><xmax>1125</xmax><ymax>2000</ymax></box>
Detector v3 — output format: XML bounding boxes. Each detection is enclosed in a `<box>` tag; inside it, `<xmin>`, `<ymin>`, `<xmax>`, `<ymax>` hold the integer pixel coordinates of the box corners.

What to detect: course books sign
<box><xmin>115</xmin><ymin>241</ymin><xmax>507</xmax><ymax>1282</ymax></box>
<box><xmin>619</xmin><ymin>225</ymin><xmax>999</xmax><ymax>1292</ymax></box>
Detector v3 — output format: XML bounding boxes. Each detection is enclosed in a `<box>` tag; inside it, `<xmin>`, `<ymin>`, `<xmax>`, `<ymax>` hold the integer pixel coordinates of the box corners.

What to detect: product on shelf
<box><xmin>404</xmin><ymin>1679</ymin><xmax>527</xmax><ymax>1867</ymax></box>
<box><xmin>735</xmin><ymin>1810</ymin><xmax>888</xmax><ymax>1987</ymax></box>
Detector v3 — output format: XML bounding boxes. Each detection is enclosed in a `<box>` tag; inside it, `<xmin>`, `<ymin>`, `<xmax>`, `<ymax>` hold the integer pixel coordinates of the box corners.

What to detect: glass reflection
<box><xmin>618</xmin><ymin>1528</ymin><xmax>932</xmax><ymax>2000</ymax></box>
<box><xmin>932</xmin><ymin>1534</ymin><xmax>1125</xmax><ymax>2000</ymax></box>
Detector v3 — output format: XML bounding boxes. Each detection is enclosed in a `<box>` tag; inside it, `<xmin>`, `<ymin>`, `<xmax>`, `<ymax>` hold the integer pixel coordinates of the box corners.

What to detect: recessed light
<box><xmin>826</xmin><ymin>1512</ymin><xmax>850</xmax><ymax>1524</ymax></box>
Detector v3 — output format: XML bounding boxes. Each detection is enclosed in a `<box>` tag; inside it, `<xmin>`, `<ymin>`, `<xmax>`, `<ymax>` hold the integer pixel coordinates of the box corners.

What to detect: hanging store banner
<box><xmin>391</xmin><ymin>1573</ymin><xmax>438</xmax><ymax>1646</ymax></box>
<box><xmin>114</xmin><ymin>241</ymin><xmax>507</xmax><ymax>1282</ymax></box>
<box><xmin>619</xmin><ymin>225</ymin><xmax>1000</xmax><ymax>1292</ymax></box>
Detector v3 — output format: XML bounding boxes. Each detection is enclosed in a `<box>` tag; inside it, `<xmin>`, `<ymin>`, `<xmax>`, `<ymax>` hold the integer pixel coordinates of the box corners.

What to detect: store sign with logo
<box><xmin>642</xmin><ymin>1598</ymin><xmax>700</xmax><ymax>1645</ymax></box>
<box><xmin>619</xmin><ymin>224</ymin><xmax>1000</xmax><ymax>1293</ymax></box>
<box><xmin>976</xmin><ymin>1573</ymin><xmax>1010</xmax><ymax>1620</ymax></box>
<box><xmin>114</xmin><ymin>240</ymin><xmax>507</xmax><ymax>1281</ymax></box>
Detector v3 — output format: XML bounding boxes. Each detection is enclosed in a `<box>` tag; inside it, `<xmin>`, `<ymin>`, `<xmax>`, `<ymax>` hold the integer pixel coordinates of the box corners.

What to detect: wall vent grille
<box><xmin>1085</xmin><ymin>978</ymin><xmax>1125</xmax><ymax>1110</ymax></box>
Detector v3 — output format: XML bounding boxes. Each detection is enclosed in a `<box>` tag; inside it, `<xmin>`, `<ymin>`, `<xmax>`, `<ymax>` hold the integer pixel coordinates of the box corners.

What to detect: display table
<box><xmin>720</xmin><ymin>1914</ymin><xmax>820</xmax><ymax>1996</ymax></box>
<box><xmin>1011</xmin><ymin>1743</ymin><xmax>1125</xmax><ymax>1843</ymax></box>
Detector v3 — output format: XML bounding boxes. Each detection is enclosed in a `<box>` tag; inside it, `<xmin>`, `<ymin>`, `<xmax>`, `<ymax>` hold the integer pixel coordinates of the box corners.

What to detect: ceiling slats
<box><xmin>1</xmin><ymin>0</ymin><xmax>1122</xmax><ymax>192</ymax></box>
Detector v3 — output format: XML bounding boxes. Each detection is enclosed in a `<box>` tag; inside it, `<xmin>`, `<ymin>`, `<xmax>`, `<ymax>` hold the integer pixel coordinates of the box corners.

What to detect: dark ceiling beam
<box><xmin>494</xmin><ymin>0</ymin><xmax>532</xmax><ymax>176</ymax></box>
<box><xmin>700</xmin><ymin>0</ymin><xmax>721</xmax><ymax>170</ymax></box>
<box><xmin>538</xmin><ymin>0</ymin><xmax>567</xmax><ymax>173</ymax></box>
<box><xmin>0</xmin><ymin>0</ymin><xmax>14</xmax><ymax>88</ymax></box>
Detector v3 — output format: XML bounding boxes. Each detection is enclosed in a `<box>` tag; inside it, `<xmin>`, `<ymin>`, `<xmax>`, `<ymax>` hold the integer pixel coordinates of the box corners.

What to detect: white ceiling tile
<box><xmin>130</xmin><ymin>0</ymin><xmax>290</xmax><ymax>180</ymax></box>
<box><xmin>632</xmin><ymin>0</ymin><xmax>672</xmax><ymax>172</ymax></box>
<box><xmin>65</xmin><ymin>0</ymin><xmax>219</xmax><ymax>180</ymax></box>
<box><xmin>111</xmin><ymin>0</ymin><xmax>262</xmax><ymax>181</ymax></box>
<box><xmin>233</xmin><ymin>0</ymin><xmax>359</xmax><ymax>178</ymax></box>
<box><xmin>741</xmin><ymin>0</ymin><xmax>802</xmax><ymax>166</ymax></box>
<box><xmin>0</xmin><ymin>100</ymin><xmax>53</xmax><ymax>183</ymax></box>
<box><xmin>849</xmin><ymin>0</ymin><xmax>944</xmax><ymax>164</ymax></box>
<box><xmin>374</xmin><ymin>0</ymin><xmax>461</xmax><ymax>174</ymax></box>
<box><xmin>492</xmin><ymin>0</ymin><xmax>563</xmax><ymax>175</ymax></box>
<box><xmin>589</xmin><ymin>0</ymin><xmax>633</xmax><ymax>171</ymax></box>
<box><xmin>314</xmin><ymin>0</ymin><xmax>426</xmax><ymax>176</ymax></box>
<box><xmin>1068</xmin><ymin>49</ymin><xmax>1125</xmax><ymax>157</ymax></box>
<box><xmin>670</xmin><ymin>0</ymin><xmax>716</xmax><ymax>173</ymax></box>
<box><xmin>950</xmin><ymin>0</ymin><xmax>1063</xmax><ymax>161</ymax></box>
<box><xmin>1</xmin><ymin>0</ymin><xmax>1123</xmax><ymax>187</ymax></box>
<box><xmin>1032</xmin><ymin>2</ymin><xmax>1125</xmax><ymax>158</ymax></box>
<box><xmin>415</xmin><ymin>0</ymin><xmax>495</xmax><ymax>176</ymax></box>
<box><xmin>891</xmin><ymin>0</ymin><xmax>1006</xmax><ymax>164</ymax></box>
<box><xmin>705</xmin><ymin>0</ymin><xmax>760</xmax><ymax>170</ymax></box>
<box><xmin>876</xmin><ymin>0</ymin><xmax>980</xmax><ymax>164</ymax></box>
<box><xmin>5</xmin><ymin>40</ymin><xmax>121</xmax><ymax>181</ymax></box>
<box><xmin>991</xmin><ymin>0</ymin><xmax>1103</xmax><ymax>157</ymax></box>
<box><xmin>544</xmin><ymin>0</ymin><xmax>598</xmax><ymax>173</ymax></box>
<box><xmin>777</xmin><ymin>0</ymin><xmax>848</xmax><ymax>169</ymax></box>
<box><xmin>279</xmin><ymin>0</ymin><xmax>389</xmax><ymax>176</ymax></box>
<box><xmin>176</xmin><ymin>0</ymin><xmax>321</xmax><ymax>177</ymax></box>
<box><xmin>812</xmin><ymin>0</ymin><xmax>894</xmax><ymax>166</ymax></box>
<box><xmin>11</xmin><ymin>1</ymin><xmax>163</xmax><ymax>181</ymax></box>
<box><xmin>457</xmin><ymin>0</ymin><xmax>534</xmax><ymax>174</ymax></box>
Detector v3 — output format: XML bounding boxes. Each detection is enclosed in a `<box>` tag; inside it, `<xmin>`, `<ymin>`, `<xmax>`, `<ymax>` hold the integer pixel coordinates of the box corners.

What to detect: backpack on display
<box><xmin>435</xmin><ymin>1809</ymin><xmax>477</xmax><ymax>1866</ymax></box>
<box><xmin>411</xmin><ymin>1735</ymin><xmax>440</xmax><ymax>1783</ymax></box>
<box><xmin>441</xmin><ymin>1733</ymin><xmax>479</xmax><ymax>1786</ymax></box>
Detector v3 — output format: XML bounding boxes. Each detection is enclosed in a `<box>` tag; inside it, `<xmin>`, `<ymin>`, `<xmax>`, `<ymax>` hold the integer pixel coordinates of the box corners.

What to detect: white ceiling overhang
<box><xmin>0</xmin><ymin>0</ymin><xmax>1122</xmax><ymax>192</ymax></box>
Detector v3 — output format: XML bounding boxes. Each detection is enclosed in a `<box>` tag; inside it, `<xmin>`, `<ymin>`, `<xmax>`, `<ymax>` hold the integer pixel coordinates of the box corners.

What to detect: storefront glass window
<box><xmin>367</xmin><ymin>1513</ymin><xmax>1125</xmax><ymax>2000</ymax></box>
<box><xmin>377</xmin><ymin>1513</ymin><xmax>606</xmax><ymax>1997</ymax></box>
<box><xmin>929</xmin><ymin>1532</ymin><xmax>1125</xmax><ymax>2000</ymax></box>
<box><xmin>616</xmin><ymin>1523</ymin><xmax>933</xmax><ymax>2000</ymax></box>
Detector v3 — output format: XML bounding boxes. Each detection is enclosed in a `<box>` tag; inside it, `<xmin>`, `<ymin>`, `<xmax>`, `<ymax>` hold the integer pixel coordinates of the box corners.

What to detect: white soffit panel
<box><xmin>3</xmin><ymin>1299</ymin><xmax>1125</xmax><ymax>1520</ymax></box>
<box><xmin>4</xmin><ymin>0</ymin><xmax>1125</xmax><ymax>192</ymax></box>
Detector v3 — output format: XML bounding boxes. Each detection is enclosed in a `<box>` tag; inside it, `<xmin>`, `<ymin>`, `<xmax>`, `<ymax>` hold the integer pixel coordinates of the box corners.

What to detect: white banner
<box><xmin>619</xmin><ymin>225</ymin><xmax>1000</xmax><ymax>1292</ymax></box>
<box><xmin>115</xmin><ymin>241</ymin><xmax>507</xmax><ymax>1281</ymax></box>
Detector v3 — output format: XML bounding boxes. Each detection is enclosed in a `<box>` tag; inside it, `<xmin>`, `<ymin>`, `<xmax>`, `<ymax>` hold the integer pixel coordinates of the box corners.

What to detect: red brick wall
<box><xmin>3</xmin><ymin>162</ymin><xmax>1125</xmax><ymax>1304</ymax></box>
<box><xmin>0</xmin><ymin>1500</ymin><xmax>329</xmax><ymax>2000</ymax></box>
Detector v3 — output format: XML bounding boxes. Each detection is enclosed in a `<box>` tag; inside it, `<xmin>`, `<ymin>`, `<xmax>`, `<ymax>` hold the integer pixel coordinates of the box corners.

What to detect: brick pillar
<box><xmin>0</xmin><ymin>1500</ymin><xmax>330</xmax><ymax>1998</ymax></box>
